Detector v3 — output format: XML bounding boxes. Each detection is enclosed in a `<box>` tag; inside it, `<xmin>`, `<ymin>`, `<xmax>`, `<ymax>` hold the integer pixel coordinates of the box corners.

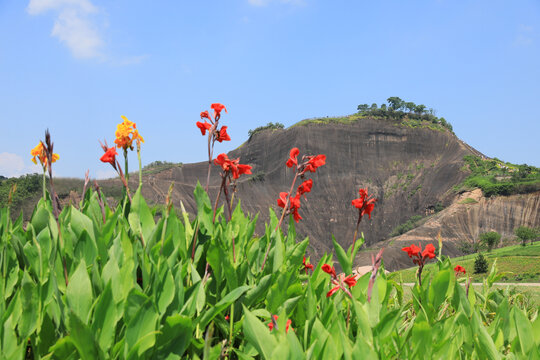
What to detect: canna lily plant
<box><xmin>2</xmin><ymin>107</ymin><xmax>539</xmax><ymax>359</ymax></box>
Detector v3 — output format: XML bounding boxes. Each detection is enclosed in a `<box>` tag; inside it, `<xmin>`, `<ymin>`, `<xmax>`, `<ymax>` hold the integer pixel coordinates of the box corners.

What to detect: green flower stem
<box><xmin>137</xmin><ymin>143</ymin><xmax>142</xmax><ymax>188</ymax></box>
<box><xmin>124</xmin><ymin>148</ymin><xmax>129</xmax><ymax>182</ymax></box>
<box><xmin>42</xmin><ymin>167</ymin><xmax>47</xmax><ymax>200</ymax></box>
<box><xmin>229</xmin><ymin>303</ymin><xmax>234</xmax><ymax>354</ymax></box>
<box><xmin>261</xmin><ymin>171</ymin><xmax>299</xmax><ymax>271</ymax></box>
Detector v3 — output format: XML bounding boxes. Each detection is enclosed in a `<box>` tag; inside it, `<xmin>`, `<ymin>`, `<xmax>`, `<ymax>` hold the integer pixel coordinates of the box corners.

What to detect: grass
<box><xmin>142</xmin><ymin>161</ymin><xmax>182</xmax><ymax>175</ymax></box>
<box><xmin>396</xmin><ymin>283</ymin><xmax>540</xmax><ymax>306</ymax></box>
<box><xmin>290</xmin><ymin>113</ymin><xmax>364</xmax><ymax>128</ymax></box>
<box><xmin>459</xmin><ymin>197</ymin><xmax>478</xmax><ymax>204</ymax></box>
<box><xmin>393</xmin><ymin>241</ymin><xmax>540</xmax><ymax>284</ymax></box>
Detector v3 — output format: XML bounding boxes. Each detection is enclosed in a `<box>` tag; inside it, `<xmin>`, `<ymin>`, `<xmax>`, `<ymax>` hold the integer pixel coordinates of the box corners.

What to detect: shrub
<box><xmin>515</xmin><ymin>225</ymin><xmax>539</xmax><ymax>246</ymax></box>
<box><xmin>390</xmin><ymin>215</ymin><xmax>423</xmax><ymax>237</ymax></box>
<box><xmin>474</xmin><ymin>253</ymin><xmax>489</xmax><ymax>274</ymax></box>
<box><xmin>479</xmin><ymin>231</ymin><xmax>501</xmax><ymax>252</ymax></box>
<box><xmin>248</xmin><ymin>122</ymin><xmax>284</xmax><ymax>138</ymax></box>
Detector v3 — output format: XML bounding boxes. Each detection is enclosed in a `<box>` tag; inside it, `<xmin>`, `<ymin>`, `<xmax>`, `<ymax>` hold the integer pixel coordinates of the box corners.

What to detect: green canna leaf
<box><xmin>332</xmin><ymin>235</ymin><xmax>351</xmax><ymax>275</ymax></box>
<box><xmin>68</xmin><ymin>311</ymin><xmax>103</xmax><ymax>360</ymax></box>
<box><xmin>91</xmin><ymin>282</ymin><xmax>117</xmax><ymax>353</ymax></box>
<box><xmin>242</xmin><ymin>306</ymin><xmax>278</xmax><ymax>359</ymax></box>
<box><xmin>18</xmin><ymin>271</ymin><xmax>38</xmax><ymax>339</ymax></box>
<box><xmin>66</xmin><ymin>259</ymin><xmax>93</xmax><ymax>325</ymax></box>
<box><xmin>197</xmin><ymin>285</ymin><xmax>249</xmax><ymax>329</ymax></box>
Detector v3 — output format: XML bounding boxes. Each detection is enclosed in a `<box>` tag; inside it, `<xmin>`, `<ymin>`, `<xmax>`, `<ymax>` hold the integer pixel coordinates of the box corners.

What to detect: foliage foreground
<box><xmin>0</xmin><ymin>184</ymin><xmax>539</xmax><ymax>359</ymax></box>
<box><xmin>1</xmin><ymin>106</ymin><xmax>540</xmax><ymax>359</ymax></box>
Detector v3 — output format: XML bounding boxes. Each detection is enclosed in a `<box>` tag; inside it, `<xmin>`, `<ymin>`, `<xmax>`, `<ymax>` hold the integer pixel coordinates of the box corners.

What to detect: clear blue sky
<box><xmin>1</xmin><ymin>0</ymin><xmax>539</xmax><ymax>179</ymax></box>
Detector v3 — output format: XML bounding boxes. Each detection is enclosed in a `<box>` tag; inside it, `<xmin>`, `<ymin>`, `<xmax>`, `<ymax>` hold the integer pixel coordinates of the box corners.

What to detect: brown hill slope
<box><xmin>355</xmin><ymin>189</ymin><xmax>540</xmax><ymax>271</ymax></box>
<box><xmin>137</xmin><ymin>117</ymin><xmax>476</xmax><ymax>260</ymax></box>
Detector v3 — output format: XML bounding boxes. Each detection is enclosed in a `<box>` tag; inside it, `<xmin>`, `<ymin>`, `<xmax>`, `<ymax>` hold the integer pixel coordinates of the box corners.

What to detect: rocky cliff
<box><xmin>364</xmin><ymin>189</ymin><xmax>540</xmax><ymax>271</ymax></box>
<box><xmin>140</xmin><ymin>117</ymin><xmax>482</xmax><ymax>261</ymax></box>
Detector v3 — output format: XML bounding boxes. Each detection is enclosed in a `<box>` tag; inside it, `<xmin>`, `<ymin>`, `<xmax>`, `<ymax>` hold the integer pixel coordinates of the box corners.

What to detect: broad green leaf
<box><xmin>242</xmin><ymin>306</ymin><xmax>278</xmax><ymax>359</ymax></box>
<box><xmin>428</xmin><ymin>268</ymin><xmax>452</xmax><ymax>311</ymax></box>
<box><xmin>48</xmin><ymin>337</ymin><xmax>78</xmax><ymax>359</ymax></box>
<box><xmin>68</xmin><ymin>311</ymin><xmax>103</xmax><ymax>360</ymax></box>
<box><xmin>155</xmin><ymin>264</ymin><xmax>176</xmax><ymax>315</ymax></box>
<box><xmin>513</xmin><ymin>307</ymin><xmax>535</xmax><ymax>356</ymax></box>
<box><xmin>124</xmin><ymin>294</ymin><xmax>159</xmax><ymax>359</ymax></box>
<box><xmin>130</xmin><ymin>186</ymin><xmax>156</xmax><ymax>242</ymax></box>
<box><xmin>332</xmin><ymin>235</ymin><xmax>351</xmax><ymax>275</ymax></box>
<box><xmin>91</xmin><ymin>282</ymin><xmax>117</xmax><ymax>353</ymax></box>
<box><xmin>197</xmin><ymin>285</ymin><xmax>249</xmax><ymax>328</ymax></box>
<box><xmin>193</xmin><ymin>182</ymin><xmax>214</xmax><ymax>235</ymax></box>
<box><xmin>156</xmin><ymin>315</ymin><xmax>192</xmax><ymax>357</ymax></box>
<box><xmin>66</xmin><ymin>259</ymin><xmax>93</xmax><ymax>324</ymax></box>
<box><xmin>471</xmin><ymin>310</ymin><xmax>500</xmax><ymax>360</ymax></box>
<box><xmin>272</xmin><ymin>231</ymin><xmax>284</xmax><ymax>273</ymax></box>
<box><xmin>243</xmin><ymin>274</ymin><xmax>272</xmax><ymax>307</ymax></box>
<box><xmin>411</xmin><ymin>320</ymin><xmax>432</xmax><ymax>359</ymax></box>
<box><xmin>18</xmin><ymin>271</ymin><xmax>38</xmax><ymax>339</ymax></box>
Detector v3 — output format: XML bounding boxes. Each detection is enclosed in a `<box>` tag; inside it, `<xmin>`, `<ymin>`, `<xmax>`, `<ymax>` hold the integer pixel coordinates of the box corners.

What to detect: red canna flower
<box><xmin>214</xmin><ymin>153</ymin><xmax>231</xmax><ymax>171</ymax></box>
<box><xmin>277</xmin><ymin>192</ymin><xmax>288</xmax><ymax>208</ymax></box>
<box><xmin>422</xmin><ymin>243</ymin><xmax>436</xmax><ymax>259</ymax></box>
<box><xmin>291</xmin><ymin>208</ymin><xmax>302</xmax><ymax>222</ymax></box>
<box><xmin>297</xmin><ymin>179</ymin><xmax>313</xmax><ymax>195</ymax></box>
<box><xmin>321</xmin><ymin>264</ymin><xmax>337</xmax><ymax>277</ymax></box>
<box><xmin>225</xmin><ymin>315</ymin><xmax>230</xmax><ymax>320</ymax></box>
<box><xmin>454</xmin><ymin>265</ymin><xmax>466</xmax><ymax>276</ymax></box>
<box><xmin>196</xmin><ymin>121</ymin><xmax>212</xmax><ymax>136</ymax></box>
<box><xmin>200</xmin><ymin>110</ymin><xmax>212</xmax><ymax>121</ymax></box>
<box><xmin>289</xmin><ymin>193</ymin><xmax>301</xmax><ymax>210</ymax></box>
<box><xmin>401</xmin><ymin>244</ymin><xmax>421</xmax><ymax>258</ymax></box>
<box><xmin>326</xmin><ymin>285</ymin><xmax>340</xmax><ymax>298</ymax></box>
<box><xmin>304</xmin><ymin>154</ymin><xmax>326</xmax><ymax>173</ymax></box>
<box><xmin>230</xmin><ymin>161</ymin><xmax>252</xmax><ymax>180</ymax></box>
<box><xmin>325</xmin><ymin>273</ymin><xmax>358</xmax><ymax>298</ymax></box>
<box><xmin>286</xmin><ymin>147</ymin><xmax>300</xmax><ymax>168</ymax></box>
<box><xmin>214</xmin><ymin>153</ymin><xmax>251</xmax><ymax>179</ymax></box>
<box><xmin>343</xmin><ymin>274</ymin><xmax>357</xmax><ymax>288</ymax></box>
<box><xmin>268</xmin><ymin>315</ymin><xmax>292</xmax><ymax>333</ymax></box>
<box><xmin>216</xmin><ymin>126</ymin><xmax>231</xmax><ymax>142</ymax></box>
<box><xmin>351</xmin><ymin>187</ymin><xmax>377</xmax><ymax>219</ymax></box>
<box><xmin>237</xmin><ymin>163</ymin><xmax>252</xmax><ymax>176</ymax></box>
<box><xmin>100</xmin><ymin>147</ymin><xmax>118</xmax><ymax>164</ymax></box>
<box><xmin>211</xmin><ymin>103</ymin><xmax>227</xmax><ymax>121</ymax></box>
<box><xmin>402</xmin><ymin>243</ymin><xmax>437</xmax><ymax>286</ymax></box>
<box><xmin>302</xmin><ymin>256</ymin><xmax>314</xmax><ymax>274</ymax></box>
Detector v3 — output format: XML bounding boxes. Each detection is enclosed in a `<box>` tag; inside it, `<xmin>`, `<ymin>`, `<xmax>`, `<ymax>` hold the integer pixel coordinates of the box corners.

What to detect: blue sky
<box><xmin>1</xmin><ymin>0</ymin><xmax>539</xmax><ymax>179</ymax></box>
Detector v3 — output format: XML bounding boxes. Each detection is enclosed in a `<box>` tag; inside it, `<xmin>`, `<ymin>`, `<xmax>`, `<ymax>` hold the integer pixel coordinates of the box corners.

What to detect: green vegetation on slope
<box><xmin>457</xmin><ymin>155</ymin><xmax>540</xmax><ymax>197</ymax></box>
<box><xmin>290</xmin><ymin>97</ymin><xmax>453</xmax><ymax>133</ymax></box>
<box><xmin>247</xmin><ymin>122</ymin><xmax>284</xmax><ymax>138</ymax></box>
<box><xmin>0</xmin><ymin>173</ymin><xmax>41</xmax><ymax>211</ymax></box>
<box><xmin>394</xmin><ymin>241</ymin><xmax>540</xmax><ymax>284</ymax></box>
<box><xmin>142</xmin><ymin>160</ymin><xmax>183</xmax><ymax>175</ymax></box>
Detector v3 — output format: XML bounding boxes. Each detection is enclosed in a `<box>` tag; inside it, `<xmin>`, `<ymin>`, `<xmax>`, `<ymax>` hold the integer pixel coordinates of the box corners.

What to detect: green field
<box><xmin>393</xmin><ymin>241</ymin><xmax>540</xmax><ymax>283</ymax></box>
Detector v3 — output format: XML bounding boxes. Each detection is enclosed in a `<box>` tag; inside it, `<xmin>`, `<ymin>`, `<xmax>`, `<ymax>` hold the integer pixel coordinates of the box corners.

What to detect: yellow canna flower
<box><xmin>114</xmin><ymin>115</ymin><xmax>143</xmax><ymax>150</ymax></box>
<box><xmin>31</xmin><ymin>142</ymin><xmax>59</xmax><ymax>167</ymax></box>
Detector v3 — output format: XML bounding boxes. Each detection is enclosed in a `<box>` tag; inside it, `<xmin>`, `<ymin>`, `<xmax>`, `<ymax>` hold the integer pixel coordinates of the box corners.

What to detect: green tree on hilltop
<box><xmin>387</xmin><ymin>96</ymin><xmax>404</xmax><ymax>111</ymax></box>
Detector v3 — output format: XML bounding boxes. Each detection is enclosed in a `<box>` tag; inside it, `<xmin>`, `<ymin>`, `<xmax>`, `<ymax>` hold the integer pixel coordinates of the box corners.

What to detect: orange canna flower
<box><xmin>31</xmin><ymin>142</ymin><xmax>59</xmax><ymax>167</ymax></box>
<box><xmin>115</xmin><ymin>115</ymin><xmax>143</xmax><ymax>150</ymax></box>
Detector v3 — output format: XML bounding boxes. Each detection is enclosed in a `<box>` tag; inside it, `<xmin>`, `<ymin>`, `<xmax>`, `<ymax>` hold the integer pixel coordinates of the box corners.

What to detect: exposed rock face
<box><xmin>141</xmin><ymin>118</ymin><xmax>478</xmax><ymax>261</ymax></box>
<box><xmin>365</xmin><ymin>189</ymin><xmax>540</xmax><ymax>271</ymax></box>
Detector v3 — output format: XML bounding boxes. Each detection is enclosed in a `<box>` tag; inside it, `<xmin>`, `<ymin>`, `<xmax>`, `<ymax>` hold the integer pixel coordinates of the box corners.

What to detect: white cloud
<box><xmin>95</xmin><ymin>169</ymin><xmax>117</xmax><ymax>180</ymax></box>
<box><xmin>0</xmin><ymin>153</ymin><xmax>42</xmax><ymax>178</ymax></box>
<box><xmin>27</xmin><ymin>0</ymin><xmax>104</xmax><ymax>59</ymax></box>
<box><xmin>27</xmin><ymin>0</ymin><xmax>97</xmax><ymax>15</ymax></box>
